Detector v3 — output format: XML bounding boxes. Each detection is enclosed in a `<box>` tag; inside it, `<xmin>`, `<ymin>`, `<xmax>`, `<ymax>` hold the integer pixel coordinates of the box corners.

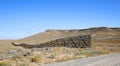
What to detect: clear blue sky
<box><xmin>0</xmin><ymin>0</ymin><xmax>120</xmax><ymax>39</ymax></box>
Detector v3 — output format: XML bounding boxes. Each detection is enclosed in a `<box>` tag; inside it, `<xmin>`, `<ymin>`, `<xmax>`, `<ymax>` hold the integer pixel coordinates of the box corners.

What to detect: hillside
<box><xmin>0</xmin><ymin>27</ymin><xmax>119</xmax><ymax>49</ymax></box>
<box><xmin>15</xmin><ymin>27</ymin><xmax>120</xmax><ymax>45</ymax></box>
<box><xmin>0</xmin><ymin>40</ymin><xmax>16</xmax><ymax>50</ymax></box>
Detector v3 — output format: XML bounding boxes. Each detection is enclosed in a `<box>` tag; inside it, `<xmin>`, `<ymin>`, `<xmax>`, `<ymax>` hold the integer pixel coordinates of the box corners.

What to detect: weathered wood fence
<box><xmin>12</xmin><ymin>35</ymin><xmax>91</xmax><ymax>49</ymax></box>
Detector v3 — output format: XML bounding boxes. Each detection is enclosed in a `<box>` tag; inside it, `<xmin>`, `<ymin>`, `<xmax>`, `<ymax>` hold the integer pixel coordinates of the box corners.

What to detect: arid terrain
<box><xmin>0</xmin><ymin>27</ymin><xmax>120</xmax><ymax>49</ymax></box>
<box><xmin>0</xmin><ymin>27</ymin><xmax>120</xmax><ymax>66</ymax></box>
<box><xmin>44</xmin><ymin>53</ymin><xmax>120</xmax><ymax>66</ymax></box>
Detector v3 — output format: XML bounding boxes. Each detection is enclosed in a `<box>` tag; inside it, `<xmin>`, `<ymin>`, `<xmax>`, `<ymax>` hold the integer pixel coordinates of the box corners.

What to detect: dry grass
<box><xmin>31</xmin><ymin>55</ymin><xmax>42</xmax><ymax>62</ymax></box>
<box><xmin>0</xmin><ymin>62</ymin><xmax>11</xmax><ymax>66</ymax></box>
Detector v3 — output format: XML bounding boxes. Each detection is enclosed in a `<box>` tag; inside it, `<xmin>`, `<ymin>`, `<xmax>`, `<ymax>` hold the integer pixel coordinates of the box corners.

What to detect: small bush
<box><xmin>55</xmin><ymin>56</ymin><xmax>72</xmax><ymax>62</ymax></box>
<box><xmin>50</xmin><ymin>54</ymin><xmax>56</xmax><ymax>59</ymax></box>
<box><xmin>17</xmin><ymin>63</ymin><xmax>27</xmax><ymax>66</ymax></box>
<box><xmin>0</xmin><ymin>62</ymin><xmax>11</xmax><ymax>66</ymax></box>
<box><xmin>94</xmin><ymin>50</ymin><xmax>110</xmax><ymax>55</ymax></box>
<box><xmin>31</xmin><ymin>55</ymin><xmax>42</xmax><ymax>62</ymax></box>
<box><xmin>13</xmin><ymin>54</ymin><xmax>22</xmax><ymax>59</ymax></box>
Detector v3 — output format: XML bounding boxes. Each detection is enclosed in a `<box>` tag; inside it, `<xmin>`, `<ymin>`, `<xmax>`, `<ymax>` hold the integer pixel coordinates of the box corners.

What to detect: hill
<box><xmin>15</xmin><ymin>27</ymin><xmax>120</xmax><ymax>45</ymax></box>
<box><xmin>0</xmin><ymin>27</ymin><xmax>119</xmax><ymax>49</ymax></box>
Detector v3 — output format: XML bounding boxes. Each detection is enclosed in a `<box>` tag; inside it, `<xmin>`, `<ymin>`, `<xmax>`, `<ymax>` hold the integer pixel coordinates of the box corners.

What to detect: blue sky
<box><xmin>0</xmin><ymin>0</ymin><xmax>120</xmax><ymax>39</ymax></box>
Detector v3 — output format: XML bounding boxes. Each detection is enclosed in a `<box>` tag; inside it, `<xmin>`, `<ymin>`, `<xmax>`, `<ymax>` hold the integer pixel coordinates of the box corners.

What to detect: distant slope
<box><xmin>15</xmin><ymin>27</ymin><xmax>120</xmax><ymax>44</ymax></box>
<box><xmin>0</xmin><ymin>40</ymin><xmax>16</xmax><ymax>50</ymax></box>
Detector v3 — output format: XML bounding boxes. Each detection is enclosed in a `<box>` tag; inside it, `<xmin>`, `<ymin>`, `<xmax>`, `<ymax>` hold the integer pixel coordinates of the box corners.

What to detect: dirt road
<box><xmin>44</xmin><ymin>53</ymin><xmax>120</xmax><ymax>66</ymax></box>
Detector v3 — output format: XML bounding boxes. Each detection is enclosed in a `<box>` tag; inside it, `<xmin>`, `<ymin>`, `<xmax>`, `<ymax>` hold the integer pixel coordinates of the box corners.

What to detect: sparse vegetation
<box><xmin>0</xmin><ymin>62</ymin><xmax>11</xmax><ymax>66</ymax></box>
<box><xmin>50</xmin><ymin>53</ymin><xmax>56</xmax><ymax>59</ymax></box>
<box><xmin>31</xmin><ymin>55</ymin><xmax>42</xmax><ymax>62</ymax></box>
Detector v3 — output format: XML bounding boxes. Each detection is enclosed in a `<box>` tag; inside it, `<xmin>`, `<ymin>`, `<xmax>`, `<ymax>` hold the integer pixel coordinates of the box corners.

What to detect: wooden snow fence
<box><xmin>12</xmin><ymin>35</ymin><xmax>91</xmax><ymax>49</ymax></box>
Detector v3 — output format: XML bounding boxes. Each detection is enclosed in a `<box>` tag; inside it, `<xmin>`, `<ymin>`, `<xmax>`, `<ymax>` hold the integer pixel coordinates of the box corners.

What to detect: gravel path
<box><xmin>43</xmin><ymin>53</ymin><xmax>120</xmax><ymax>66</ymax></box>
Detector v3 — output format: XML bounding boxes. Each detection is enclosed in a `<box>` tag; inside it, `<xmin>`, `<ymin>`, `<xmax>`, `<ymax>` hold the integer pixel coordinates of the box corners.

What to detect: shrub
<box><xmin>31</xmin><ymin>55</ymin><xmax>42</xmax><ymax>62</ymax></box>
<box><xmin>13</xmin><ymin>54</ymin><xmax>23</xmax><ymax>59</ymax></box>
<box><xmin>50</xmin><ymin>54</ymin><xmax>56</xmax><ymax>59</ymax></box>
<box><xmin>17</xmin><ymin>63</ymin><xmax>27</xmax><ymax>66</ymax></box>
<box><xmin>94</xmin><ymin>50</ymin><xmax>110</xmax><ymax>55</ymax></box>
<box><xmin>0</xmin><ymin>62</ymin><xmax>11</xmax><ymax>66</ymax></box>
<box><xmin>55</xmin><ymin>56</ymin><xmax>73</xmax><ymax>62</ymax></box>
